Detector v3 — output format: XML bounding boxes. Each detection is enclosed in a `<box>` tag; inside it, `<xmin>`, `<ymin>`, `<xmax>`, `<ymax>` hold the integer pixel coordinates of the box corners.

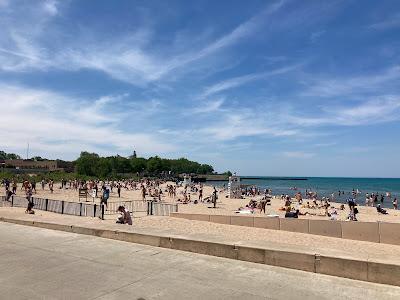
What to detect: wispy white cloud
<box><xmin>201</xmin><ymin>64</ymin><xmax>301</xmax><ymax>98</ymax></box>
<box><xmin>43</xmin><ymin>0</ymin><xmax>58</xmax><ymax>16</ymax></box>
<box><xmin>192</xmin><ymin>98</ymin><xmax>225</xmax><ymax>114</ymax></box>
<box><xmin>199</xmin><ymin>112</ymin><xmax>297</xmax><ymax>141</ymax></box>
<box><xmin>303</xmin><ymin>65</ymin><xmax>400</xmax><ymax>97</ymax></box>
<box><xmin>283</xmin><ymin>151</ymin><xmax>315</xmax><ymax>158</ymax></box>
<box><xmin>287</xmin><ymin>95</ymin><xmax>400</xmax><ymax>127</ymax></box>
<box><xmin>0</xmin><ymin>0</ymin><xmax>9</xmax><ymax>7</ymax></box>
<box><xmin>0</xmin><ymin>0</ymin><xmax>288</xmax><ymax>86</ymax></box>
<box><xmin>369</xmin><ymin>13</ymin><xmax>400</xmax><ymax>30</ymax></box>
<box><xmin>310</xmin><ymin>30</ymin><xmax>326</xmax><ymax>43</ymax></box>
<box><xmin>0</xmin><ymin>85</ymin><xmax>175</xmax><ymax>159</ymax></box>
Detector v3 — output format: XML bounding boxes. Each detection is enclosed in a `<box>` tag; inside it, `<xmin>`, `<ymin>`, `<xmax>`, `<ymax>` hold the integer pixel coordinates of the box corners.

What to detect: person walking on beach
<box><xmin>393</xmin><ymin>198</ymin><xmax>398</xmax><ymax>210</ymax></box>
<box><xmin>117</xmin><ymin>184</ymin><xmax>121</xmax><ymax>198</ymax></box>
<box><xmin>212</xmin><ymin>187</ymin><xmax>218</xmax><ymax>208</ymax></box>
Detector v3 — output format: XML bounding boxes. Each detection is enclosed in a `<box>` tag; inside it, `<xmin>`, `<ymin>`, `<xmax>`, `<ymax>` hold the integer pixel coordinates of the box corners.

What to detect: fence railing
<box><xmin>0</xmin><ymin>195</ymin><xmax>178</xmax><ymax>219</ymax></box>
<box><xmin>1</xmin><ymin>195</ymin><xmax>103</xmax><ymax>218</ymax></box>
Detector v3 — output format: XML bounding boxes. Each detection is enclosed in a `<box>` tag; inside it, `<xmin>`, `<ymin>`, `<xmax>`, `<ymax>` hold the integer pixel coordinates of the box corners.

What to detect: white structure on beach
<box><xmin>228</xmin><ymin>175</ymin><xmax>241</xmax><ymax>198</ymax></box>
<box><xmin>183</xmin><ymin>174</ymin><xmax>192</xmax><ymax>186</ymax></box>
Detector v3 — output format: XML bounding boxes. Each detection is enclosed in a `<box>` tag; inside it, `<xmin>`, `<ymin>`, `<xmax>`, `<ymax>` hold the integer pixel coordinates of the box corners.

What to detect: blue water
<box><xmin>211</xmin><ymin>177</ymin><xmax>400</xmax><ymax>208</ymax></box>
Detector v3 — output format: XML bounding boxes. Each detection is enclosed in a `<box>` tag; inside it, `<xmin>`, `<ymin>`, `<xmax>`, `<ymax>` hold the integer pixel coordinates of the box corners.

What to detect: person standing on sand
<box><xmin>199</xmin><ymin>186</ymin><xmax>203</xmax><ymax>202</ymax></box>
<box><xmin>49</xmin><ymin>180</ymin><xmax>54</xmax><ymax>193</ymax></box>
<box><xmin>393</xmin><ymin>198</ymin><xmax>398</xmax><ymax>210</ymax></box>
<box><xmin>117</xmin><ymin>184</ymin><xmax>121</xmax><ymax>198</ymax></box>
<box><xmin>12</xmin><ymin>180</ymin><xmax>17</xmax><ymax>194</ymax></box>
<box><xmin>212</xmin><ymin>187</ymin><xmax>218</xmax><ymax>208</ymax></box>
<box><xmin>141</xmin><ymin>185</ymin><xmax>146</xmax><ymax>202</ymax></box>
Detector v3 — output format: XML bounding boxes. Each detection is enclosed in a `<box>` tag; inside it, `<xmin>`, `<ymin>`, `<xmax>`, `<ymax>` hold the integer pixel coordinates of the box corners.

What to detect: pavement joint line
<box><xmin>1</xmin><ymin>217</ymin><xmax>400</xmax><ymax>287</ymax></box>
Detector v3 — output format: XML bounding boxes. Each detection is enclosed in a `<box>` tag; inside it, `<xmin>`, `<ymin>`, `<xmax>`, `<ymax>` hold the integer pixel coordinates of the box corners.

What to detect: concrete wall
<box><xmin>309</xmin><ymin>219</ymin><xmax>342</xmax><ymax>238</ymax></box>
<box><xmin>170</xmin><ymin>213</ymin><xmax>400</xmax><ymax>245</ymax></box>
<box><xmin>378</xmin><ymin>222</ymin><xmax>400</xmax><ymax>245</ymax></box>
<box><xmin>1</xmin><ymin>217</ymin><xmax>400</xmax><ymax>287</ymax></box>
<box><xmin>341</xmin><ymin>221</ymin><xmax>380</xmax><ymax>243</ymax></box>
<box><xmin>279</xmin><ymin>218</ymin><xmax>309</xmax><ymax>233</ymax></box>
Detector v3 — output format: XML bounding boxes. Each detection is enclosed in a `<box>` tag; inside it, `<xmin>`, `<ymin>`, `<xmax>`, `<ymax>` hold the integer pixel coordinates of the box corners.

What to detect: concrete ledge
<box><xmin>237</xmin><ymin>246</ymin><xmax>265</xmax><ymax>264</ymax></box>
<box><xmin>341</xmin><ymin>221</ymin><xmax>380</xmax><ymax>243</ymax></box>
<box><xmin>171</xmin><ymin>213</ymin><xmax>400</xmax><ymax>246</ymax></box>
<box><xmin>367</xmin><ymin>261</ymin><xmax>400</xmax><ymax>286</ymax></box>
<box><xmin>379</xmin><ymin>222</ymin><xmax>400</xmax><ymax>245</ymax></box>
<box><xmin>188</xmin><ymin>214</ymin><xmax>211</xmax><ymax>222</ymax></box>
<box><xmin>253</xmin><ymin>217</ymin><xmax>279</xmax><ymax>230</ymax></box>
<box><xmin>316</xmin><ymin>255</ymin><xmax>368</xmax><ymax>281</ymax></box>
<box><xmin>170</xmin><ymin>212</ymin><xmax>187</xmax><ymax>219</ymax></box>
<box><xmin>230</xmin><ymin>215</ymin><xmax>254</xmax><ymax>227</ymax></box>
<box><xmin>279</xmin><ymin>218</ymin><xmax>309</xmax><ymax>233</ymax></box>
<box><xmin>209</xmin><ymin>215</ymin><xmax>231</xmax><ymax>225</ymax></box>
<box><xmin>264</xmin><ymin>249</ymin><xmax>316</xmax><ymax>272</ymax></box>
<box><xmin>309</xmin><ymin>219</ymin><xmax>342</xmax><ymax>238</ymax></box>
<box><xmin>1</xmin><ymin>217</ymin><xmax>400</xmax><ymax>287</ymax></box>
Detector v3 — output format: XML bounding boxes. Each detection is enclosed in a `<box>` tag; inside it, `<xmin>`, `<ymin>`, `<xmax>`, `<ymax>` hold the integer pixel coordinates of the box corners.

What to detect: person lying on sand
<box><xmin>377</xmin><ymin>204</ymin><xmax>388</xmax><ymax>215</ymax></box>
<box><xmin>285</xmin><ymin>209</ymin><xmax>299</xmax><ymax>218</ymax></box>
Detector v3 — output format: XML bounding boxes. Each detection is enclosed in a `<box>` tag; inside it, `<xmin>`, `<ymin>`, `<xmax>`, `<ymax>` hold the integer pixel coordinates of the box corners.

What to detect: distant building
<box><xmin>4</xmin><ymin>159</ymin><xmax>63</xmax><ymax>171</ymax></box>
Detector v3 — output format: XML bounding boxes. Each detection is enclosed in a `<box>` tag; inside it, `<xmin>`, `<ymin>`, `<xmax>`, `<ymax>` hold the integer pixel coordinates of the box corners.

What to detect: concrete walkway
<box><xmin>1</xmin><ymin>222</ymin><xmax>400</xmax><ymax>300</ymax></box>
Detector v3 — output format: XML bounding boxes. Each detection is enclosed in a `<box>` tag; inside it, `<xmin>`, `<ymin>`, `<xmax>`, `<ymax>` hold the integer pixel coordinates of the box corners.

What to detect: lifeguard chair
<box><xmin>228</xmin><ymin>175</ymin><xmax>241</xmax><ymax>198</ymax></box>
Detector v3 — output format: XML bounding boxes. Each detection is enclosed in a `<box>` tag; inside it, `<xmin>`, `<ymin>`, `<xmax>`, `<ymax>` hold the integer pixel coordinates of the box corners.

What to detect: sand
<box><xmin>8</xmin><ymin>181</ymin><xmax>400</xmax><ymax>224</ymax></box>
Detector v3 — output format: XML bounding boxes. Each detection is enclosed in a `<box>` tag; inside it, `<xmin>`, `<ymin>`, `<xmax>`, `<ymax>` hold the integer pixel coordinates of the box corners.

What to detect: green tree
<box><xmin>75</xmin><ymin>152</ymin><xmax>100</xmax><ymax>176</ymax></box>
<box><xmin>130</xmin><ymin>157</ymin><xmax>147</xmax><ymax>173</ymax></box>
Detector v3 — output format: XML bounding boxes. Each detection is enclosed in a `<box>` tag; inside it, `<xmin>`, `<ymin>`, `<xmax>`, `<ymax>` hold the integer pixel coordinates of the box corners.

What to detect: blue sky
<box><xmin>0</xmin><ymin>0</ymin><xmax>400</xmax><ymax>177</ymax></box>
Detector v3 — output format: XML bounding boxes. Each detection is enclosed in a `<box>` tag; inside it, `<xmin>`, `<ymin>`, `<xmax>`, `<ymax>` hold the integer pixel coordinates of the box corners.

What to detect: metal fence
<box><xmin>104</xmin><ymin>200</ymin><xmax>148</xmax><ymax>216</ymax></box>
<box><xmin>151</xmin><ymin>202</ymin><xmax>179</xmax><ymax>216</ymax></box>
<box><xmin>0</xmin><ymin>195</ymin><xmax>178</xmax><ymax>219</ymax></box>
<box><xmin>0</xmin><ymin>195</ymin><xmax>103</xmax><ymax>218</ymax></box>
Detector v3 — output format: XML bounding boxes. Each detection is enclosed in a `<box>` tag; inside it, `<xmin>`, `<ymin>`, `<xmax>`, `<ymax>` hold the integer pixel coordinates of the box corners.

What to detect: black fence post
<box><xmin>11</xmin><ymin>196</ymin><xmax>13</xmax><ymax>207</ymax></box>
<box><xmin>61</xmin><ymin>201</ymin><xmax>64</xmax><ymax>214</ymax></box>
<box><xmin>45</xmin><ymin>199</ymin><xmax>48</xmax><ymax>211</ymax></box>
<box><xmin>80</xmin><ymin>203</ymin><xmax>82</xmax><ymax>216</ymax></box>
<box><xmin>94</xmin><ymin>204</ymin><xmax>97</xmax><ymax>217</ymax></box>
<box><xmin>147</xmin><ymin>201</ymin><xmax>150</xmax><ymax>215</ymax></box>
<box><xmin>101</xmin><ymin>204</ymin><xmax>105</xmax><ymax>220</ymax></box>
<box><xmin>150</xmin><ymin>201</ymin><xmax>154</xmax><ymax>215</ymax></box>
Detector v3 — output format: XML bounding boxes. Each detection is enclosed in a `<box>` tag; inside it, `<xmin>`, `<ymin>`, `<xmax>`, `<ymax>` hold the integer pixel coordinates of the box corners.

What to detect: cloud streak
<box><xmin>0</xmin><ymin>0</ymin><xmax>288</xmax><ymax>86</ymax></box>
<box><xmin>0</xmin><ymin>85</ymin><xmax>175</xmax><ymax>159</ymax></box>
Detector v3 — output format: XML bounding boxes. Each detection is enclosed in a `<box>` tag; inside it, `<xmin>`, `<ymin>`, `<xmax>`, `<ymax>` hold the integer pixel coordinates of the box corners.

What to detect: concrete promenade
<box><xmin>1</xmin><ymin>222</ymin><xmax>400</xmax><ymax>300</ymax></box>
<box><xmin>1</xmin><ymin>208</ymin><xmax>400</xmax><ymax>287</ymax></box>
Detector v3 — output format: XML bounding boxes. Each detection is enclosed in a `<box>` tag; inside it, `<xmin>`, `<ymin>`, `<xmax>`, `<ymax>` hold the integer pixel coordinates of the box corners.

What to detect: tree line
<box><xmin>75</xmin><ymin>152</ymin><xmax>215</xmax><ymax>177</ymax></box>
<box><xmin>1</xmin><ymin>150</ymin><xmax>222</xmax><ymax>178</ymax></box>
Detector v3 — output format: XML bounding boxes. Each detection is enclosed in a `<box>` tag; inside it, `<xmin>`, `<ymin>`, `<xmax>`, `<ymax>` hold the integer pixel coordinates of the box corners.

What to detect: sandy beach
<box><xmin>7</xmin><ymin>181</ymin><xmax>400</xmax><ymax>224</ymax></box>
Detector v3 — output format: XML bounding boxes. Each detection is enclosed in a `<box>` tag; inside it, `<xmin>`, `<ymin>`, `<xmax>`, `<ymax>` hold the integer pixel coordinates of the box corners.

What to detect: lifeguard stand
<box><xmin>228</xmin><ymin>175</ymin><xmax>241</xmax><ymax>198</ymax></box>
<box><xmin>183</xmin><ymin>174</ymin><xmax>192</xmax><ymax>187</ymax></box>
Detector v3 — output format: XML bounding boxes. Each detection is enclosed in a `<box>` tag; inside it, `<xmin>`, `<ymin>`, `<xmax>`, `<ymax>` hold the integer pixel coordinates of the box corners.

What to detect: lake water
<box><xmin>210</xmin><ymin>177</ymin><xmax>400</xmax><ymax>208</ymax></box>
